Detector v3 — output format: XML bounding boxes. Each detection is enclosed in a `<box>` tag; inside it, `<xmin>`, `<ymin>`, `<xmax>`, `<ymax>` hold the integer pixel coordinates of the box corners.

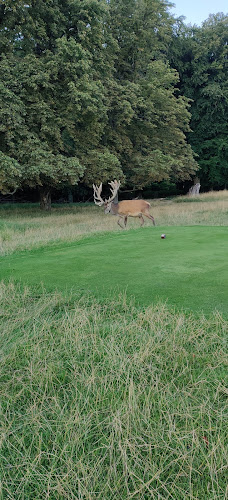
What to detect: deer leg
<box><xmin>139</xmin><ymin>215</ymin><xmax>145</xmax><ymax>226</ymax></box>
<box><xmin>124</xmin><ymin>216</ymin><xmax>128</xmax><ymax>227</ymax></box>
<box><xmin>144</xmin><ymin>213</ymin><xmax>156</xmax><ymax>226</ymax></box>
<box><xmin>117</xmin><ymin>216</ymin><xmax>125</xmax><ymax>229</ymax></box>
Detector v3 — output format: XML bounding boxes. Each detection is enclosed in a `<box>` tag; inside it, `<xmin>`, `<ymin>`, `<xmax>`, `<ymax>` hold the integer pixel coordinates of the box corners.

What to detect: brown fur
<box><xmin>106</xmin><ymin>199</ymin><xmax>155</xmax><ymax>228</ymax></box>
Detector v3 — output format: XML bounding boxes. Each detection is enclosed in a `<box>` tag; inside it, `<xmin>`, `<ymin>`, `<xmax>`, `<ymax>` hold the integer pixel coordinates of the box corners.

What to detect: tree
<box><xmin>0</xmin><ymin>0</ymin><xmax>199</xmax><ymax>204</ymax></box>
<box><xmin>169</xmin><ymin>13</ymin><xmax>228</xmax><ymax>190</ymax></box>
<box><xmin>0</xmin><ymin>0</ymin><xmax>121</xmax><ymax>207</ymax></box>
<box><xmin>0</xmin><ymin>48</ymin><xmax>86</xmax><ymax>208</ymax></box>
<box><xmin>103</xmin><ymin>0</ymin><xmax>198</xmax><ymax>189</ymax></box>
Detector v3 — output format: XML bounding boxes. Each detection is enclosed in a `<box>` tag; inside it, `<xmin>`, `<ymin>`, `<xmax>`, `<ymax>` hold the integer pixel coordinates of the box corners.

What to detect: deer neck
<box><xmin>110</xmin><ymin>202</ymin><xmax>119</xmax><ymax>215</ymax></box>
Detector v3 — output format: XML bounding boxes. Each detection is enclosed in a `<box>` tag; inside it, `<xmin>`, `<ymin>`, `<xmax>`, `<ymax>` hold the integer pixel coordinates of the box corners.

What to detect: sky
<box><xmin>170</xmin><ymin>0</ymin><xmax>227</xmax><ymax>26</ymax></box>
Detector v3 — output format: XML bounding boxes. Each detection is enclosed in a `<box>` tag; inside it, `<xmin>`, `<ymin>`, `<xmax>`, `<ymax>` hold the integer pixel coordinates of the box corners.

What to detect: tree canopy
<box><xmin>169</xmin><ymin>13</ymin><xmax>228</xmax><ymax>190</ymax></box>
<box><xmin>2</xmin><ymin>1</ymin><xmax>226</xmax><ymax>206</ymax></box>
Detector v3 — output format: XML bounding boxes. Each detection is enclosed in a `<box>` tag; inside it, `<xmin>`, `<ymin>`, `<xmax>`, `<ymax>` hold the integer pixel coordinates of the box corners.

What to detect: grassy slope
<box><xmin>0</xmin><ymin>282</ymin><xmax>227</xmax><ymax>499</ymax></box>
<box><xmin>1</xmin><ymin>226</ymin><xmax>228</xmax><ymax>317</ymax></box>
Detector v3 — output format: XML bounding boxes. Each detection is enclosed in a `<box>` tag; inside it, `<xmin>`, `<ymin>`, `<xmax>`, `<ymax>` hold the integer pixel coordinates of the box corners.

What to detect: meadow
<box><xmin>0</xmin><ymin>190</ymin><xmax>228</xmax><ymax>256</ymax></box>
<box><xmin>0</xmin><ymin>191</ymin><xmax>228</xmax><ymax>499</ymax></box>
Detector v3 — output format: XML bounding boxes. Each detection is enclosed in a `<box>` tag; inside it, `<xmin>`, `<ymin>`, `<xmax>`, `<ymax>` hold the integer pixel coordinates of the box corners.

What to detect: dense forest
<box><xmin>0</xmin><ymin>0</ymin><xmax>227</xmax><ymax>208</ymax></box>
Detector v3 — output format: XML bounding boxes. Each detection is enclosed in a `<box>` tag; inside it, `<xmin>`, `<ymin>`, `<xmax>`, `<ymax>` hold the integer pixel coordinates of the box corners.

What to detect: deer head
<box><xmin>93</xmin><ymin>180</ymin><xmax>121</xmax><ymax>213</ymax></box>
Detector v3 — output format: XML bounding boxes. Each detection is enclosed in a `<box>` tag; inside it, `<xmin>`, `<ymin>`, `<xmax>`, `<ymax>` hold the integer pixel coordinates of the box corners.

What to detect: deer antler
<box><xmin>93</xmin><ymin>183</ymin><xmax>104</xmax><ymax>206</ymax></box>
<box><xmin>93</xmin><ymin>180</ymin><xmax>121</xmax><ymax>206</ymax></box>
<box><xmin>106</xmin><ymin>180</ymin><xmax>121</xmax><ymax>203</ymax></box>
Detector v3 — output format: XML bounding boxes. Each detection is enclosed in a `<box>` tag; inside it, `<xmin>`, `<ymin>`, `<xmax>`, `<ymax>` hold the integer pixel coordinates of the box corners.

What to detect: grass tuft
<box><xmin>0</xmin><ymin>282</ymin><xmax>227</xmax><ymax>499</ymax></box>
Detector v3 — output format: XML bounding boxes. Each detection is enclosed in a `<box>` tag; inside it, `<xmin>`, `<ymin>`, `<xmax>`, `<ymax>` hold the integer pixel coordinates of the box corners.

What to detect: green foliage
<box><xmin>108</xmin><ymin>0</ymin><xmax>174</xmax><ymax>78</ymax></box>
<box><xmin>0</xmin><ymin>49</ymin><xmax>87</xmax><ymax>201</ymax></box>
<box><xmin>104</xmin><ymin>1</ymin><xmax>198</xmax><ymax>187</ymax></box>
<box><xmin>0</xmin><ymin>0</ymin><xmax>113</xmax><ymax>204</ymax></box>
<box><xmin>0</xmin><ymin>0</ymin><xmax>199</xmax><ymax>204</ymax></box>
<box><xmin>0</xmin><ymin>152</ymin><xmax>22</xmax><ymax>194</ymax></box>
<box><xmin>170</xmin><ymin>13</ymin><xmax>228</xmax><ymax>190</ymax></box>
<box><xmin>82</xmin><ymin>148</ymin><xmax>124</xmax><ymax>185</ymax></box>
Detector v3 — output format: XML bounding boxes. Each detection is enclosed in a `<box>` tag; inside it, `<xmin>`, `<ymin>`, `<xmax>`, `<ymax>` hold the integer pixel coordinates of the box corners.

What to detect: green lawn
<box><xmin>1</xmin><ymin>225</ymin><xmax>227</xmax><ymax>317</ymax></box>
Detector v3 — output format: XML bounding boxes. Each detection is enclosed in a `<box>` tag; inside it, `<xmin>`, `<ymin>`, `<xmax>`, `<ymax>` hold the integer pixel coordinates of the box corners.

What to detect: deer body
<box><xmin>93</xmin><ymin>180</ymin><xmax>155</xmax><ymax>228</ymax></box>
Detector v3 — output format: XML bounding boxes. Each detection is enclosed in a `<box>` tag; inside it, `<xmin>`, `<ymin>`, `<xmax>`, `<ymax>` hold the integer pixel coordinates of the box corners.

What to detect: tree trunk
<box><xmin>67</xmin><ymin>188</ymin><xmax>73</xmax><ymax>203</ymax></box>
<box><xmin>39</xmin><ymin>187</ymin><xmax>52</xmax><ymax>210</ymax></box>
<box><xmin>188</xmin><ymin>182</ymin><xmax>200</xmax><ymax>196</ymax></box>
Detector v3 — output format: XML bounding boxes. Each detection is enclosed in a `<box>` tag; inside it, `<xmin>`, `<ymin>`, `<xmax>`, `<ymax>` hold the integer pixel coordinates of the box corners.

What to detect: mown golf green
<box><xmin>1</xmin><ymin>225</ymin><xmax>227</xmax><ymax>317</ymax></box>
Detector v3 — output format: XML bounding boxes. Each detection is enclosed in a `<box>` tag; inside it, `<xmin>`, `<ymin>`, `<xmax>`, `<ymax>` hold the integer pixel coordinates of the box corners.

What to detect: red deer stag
<box><xmin>93</xmin><ymin>180</ymin><xmax>155</xmax><ymax>228</ymax></box>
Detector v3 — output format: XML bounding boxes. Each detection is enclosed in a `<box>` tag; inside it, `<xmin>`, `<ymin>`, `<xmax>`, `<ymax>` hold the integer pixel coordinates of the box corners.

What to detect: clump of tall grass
<box><xmin>1</xmin><ymin>281</ymin><xmax>227</xmax><ymax>499</ymax></box>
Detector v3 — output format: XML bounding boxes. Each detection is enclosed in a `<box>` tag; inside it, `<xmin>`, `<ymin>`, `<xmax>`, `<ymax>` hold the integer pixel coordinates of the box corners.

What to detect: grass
<box><xmin>174</xmin><ymin>190</ymin><xmax>228</xmax><ymax>203</ymax></box>
<box><xmin>0</xmin><ymin>191</ymin><xmax>228</xmax><ymax>499</ymax></box>
<box><xmin>0</xmin><ymin>282</ymin><xmax>227</xmax><ymax>499</ymax></box>
<box><xmin>1</xmin><ymin>226</ymin><xmax>228</xmax><ymax>317</ymax></box>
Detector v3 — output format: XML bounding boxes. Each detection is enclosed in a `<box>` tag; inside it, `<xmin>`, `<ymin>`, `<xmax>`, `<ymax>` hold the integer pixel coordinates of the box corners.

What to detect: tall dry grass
<box><xmin>0</xmin><ymin>190</ymin><xmax>228</xmax><ymax>255</ymax></box>
<box><xmin>0</xmin><ymin>281</ymin><xmax>227</xmax><ymax>499</ymax></box>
